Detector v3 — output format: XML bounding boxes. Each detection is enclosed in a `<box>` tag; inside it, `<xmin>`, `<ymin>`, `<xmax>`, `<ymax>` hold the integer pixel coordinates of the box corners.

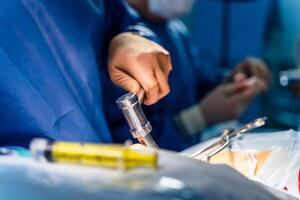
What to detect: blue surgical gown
<box><xmin>0</xmin><ymin>0</ymin><xmax>149</xmax><ymax>147</ymax></box>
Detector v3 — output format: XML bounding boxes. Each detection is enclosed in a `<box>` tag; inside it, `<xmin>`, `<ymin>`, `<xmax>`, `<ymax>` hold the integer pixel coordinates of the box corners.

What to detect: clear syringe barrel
<box><xmin>116</xmin><ymin>92</ymin><xmax>159</xmax><ymax>150</ymax></box>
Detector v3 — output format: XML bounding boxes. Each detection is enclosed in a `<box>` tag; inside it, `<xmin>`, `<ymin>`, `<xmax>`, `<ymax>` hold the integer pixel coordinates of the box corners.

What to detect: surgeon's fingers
<box><xmin>108</xmin><ymin>32</ymin><xmax>172</xmax><ymax>105</ymax></box>
<box><xmin>231</xmin><ymin>78</ymin><xmax>267</xmax><ymax>104</ymax></box>
<box><xmin>233</xmin><ymin>72</ymin><xmax>247</xmax><ymax>83</ymax></box>
<box><xmin>243</xmin><ymin>58</ymin><xmax>260</xmax><ymax>77</ymax></box>
<box><xmin>134</xmin><ymin>52</ymin><xmax>172</xmax><ymax>105</ymax></box>
<box><xmin>110</xmin><ymin>57</ymin><xmax>165</xmax><ymax>105</ymax></box>
<box><xmin>244</xmin><ymin>77</ymin><xmax>268</xmax><ymax>93</ymax></box>
<box><xmin>223</xmin><ymin>77</ymin><xmax>267</xmax><ymax>100</ymax></box>
<box><xmin>254</xmin><ymin>59</ymin><xmax>272</xmax><ymax>84</ymax></box>
<box><xmin>137</xmin><ymin>88</ymin><xmax>145</xmax><ymax>103</ymax></box>
<box><xmin>225</xmin><ymin>85</ymin><xmax>258</xmax><ymax>117</ymax></box>
<box><xmin>108</xmin><ymin>66</ymin><xmax>141</xmax><ymax>93</ymax></box>
<box><xmin>154</xmin><ymin>67</ymin><xmax>170</xmax><ymax>101</ymax></box>
<box><xmin>142</xmin><ymin>75</ymin><xmax>160</xmax><ymax>105</ymax></box>
<box><xmin>157</xmin><ymin>51</ymin><xmax>172</xmax><ymax>75</ymax></box>
<box><xmin>241</xmin><ymin>58</ymin><xmax>272</xmax><ymax>84</ymax></box>
<box><xmin>109</xmin><ymin>62</ymin><xmax>160</xmax><ymax>105</ymax></box>
<box><xmin>135</xmin><ymin>52</ymin><xmax>171</xmax><ymax>105</ymax></box>
<box><xmin>220</xmin><ymin>82</ymin><xmax>248</xmax><ymax>97</ymax></box>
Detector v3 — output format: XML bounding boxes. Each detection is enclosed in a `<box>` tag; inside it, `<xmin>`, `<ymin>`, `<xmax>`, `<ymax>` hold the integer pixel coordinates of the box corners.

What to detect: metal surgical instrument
<box><xmin>116</xmin><ymin>90</ymin><xmax>159</xmax><ymax>151</ymax></box>
<box><xmin>190</xmin><ymin>117</ymin><xmax>267</xmax><ymax>162</ymax></box>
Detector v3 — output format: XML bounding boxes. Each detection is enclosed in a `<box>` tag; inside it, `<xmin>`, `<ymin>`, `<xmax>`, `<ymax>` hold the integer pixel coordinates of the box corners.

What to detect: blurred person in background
<box><xmin>184</xmin><ymin>0</ymin><xmax>278</xmax><ymax>123</ymax></box>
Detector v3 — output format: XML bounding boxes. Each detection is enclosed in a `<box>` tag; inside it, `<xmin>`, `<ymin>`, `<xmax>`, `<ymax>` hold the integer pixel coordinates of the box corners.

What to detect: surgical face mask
<box><xmin>148</xmin><ymin>0</ymin><xmax>195</xmax><ymax>19</ymax></box>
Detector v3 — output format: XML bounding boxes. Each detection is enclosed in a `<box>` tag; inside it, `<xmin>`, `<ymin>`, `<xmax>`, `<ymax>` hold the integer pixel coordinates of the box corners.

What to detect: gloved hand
<box><xmin>200</xmin><ymin>77</ymin><xmax>267</xmax><ymax>125</ymax></box>
<box><xmin>108</xmin><ymin>32</ymin><xmax>172</xmax><ymax>105</ymax></box>
<box><xmin>227</xmin><ymin>57</ymin><xmax>272</xmax><ymax>86</ymax></box>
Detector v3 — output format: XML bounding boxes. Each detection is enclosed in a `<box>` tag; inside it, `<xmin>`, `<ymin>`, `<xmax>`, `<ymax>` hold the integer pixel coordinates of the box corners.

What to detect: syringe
<box><xmin>30</xmin><ymin>138</ymin><xmax>158</xmax><ymax>169</ymax></box>
<box><xmin>116</xmin><ymin>91</ymin><xmax>159</xmax><ymax>151</ymax></box>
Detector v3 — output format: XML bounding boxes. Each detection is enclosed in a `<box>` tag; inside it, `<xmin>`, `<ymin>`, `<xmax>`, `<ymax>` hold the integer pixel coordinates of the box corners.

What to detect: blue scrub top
<box><xmin>0</xmin><ymin>0</ymin><xmax>146</xmax><ymax>147</ymax></box>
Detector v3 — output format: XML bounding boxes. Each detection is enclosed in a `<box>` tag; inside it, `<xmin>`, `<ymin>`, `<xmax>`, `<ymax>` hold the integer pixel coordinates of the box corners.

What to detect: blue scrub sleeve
<box><xmin>104</xmin><ymin>0</ymin><xmax>161</xmax><ymax>45</ymax></box>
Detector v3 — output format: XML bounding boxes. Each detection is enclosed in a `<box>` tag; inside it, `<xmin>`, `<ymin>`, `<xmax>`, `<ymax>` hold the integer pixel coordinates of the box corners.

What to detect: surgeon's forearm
<box><xmin>174</xmin><ymin>103</ymin><xmax>206</xmax><ymax>137</ymax></box>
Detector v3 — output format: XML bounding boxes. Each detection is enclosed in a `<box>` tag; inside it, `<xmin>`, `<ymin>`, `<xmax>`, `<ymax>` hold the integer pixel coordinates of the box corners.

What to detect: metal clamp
<box><xmin>190</xmin><ymin>117</ymin><xmax>267</xmax><ymax>161</ymax></box>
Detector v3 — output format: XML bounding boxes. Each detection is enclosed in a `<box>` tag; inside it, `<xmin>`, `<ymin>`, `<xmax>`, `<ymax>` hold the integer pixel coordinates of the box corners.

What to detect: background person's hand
<box><xmin>200</xmin><ymin>77</ymin><xmax>267</xmax><ymax>125</ymax></box>
<box><xmin>227</xmin><ymin>57</ymin><xmax>272</xmax><ymax>86</ymax></box>
<box><xmin>108</xmin><ymin>32</ymin><xmax>172</xmax><ymax>105</ymax></box>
